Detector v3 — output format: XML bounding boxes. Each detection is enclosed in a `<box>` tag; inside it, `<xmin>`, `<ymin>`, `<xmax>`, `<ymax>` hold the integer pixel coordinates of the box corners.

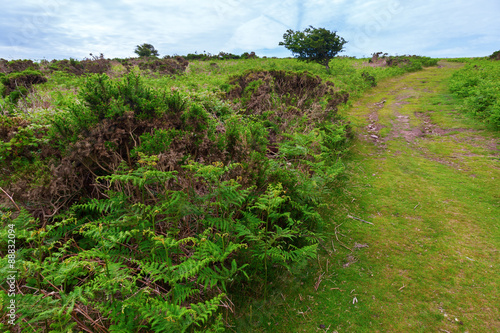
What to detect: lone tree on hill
<box><xmin>279</xmin><ymin>26</ymin><xmax>347</xmax><ymax>70</ymax></box>
<box><xmin>134</xmin><ymin>43</ymin><xmax>159</xmax><ymax>57</ymax></box>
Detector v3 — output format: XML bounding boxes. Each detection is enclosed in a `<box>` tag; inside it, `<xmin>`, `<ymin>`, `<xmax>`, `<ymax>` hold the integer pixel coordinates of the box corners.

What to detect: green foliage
<box><xmin>279</xmin><ymin>26</ymin><xmax>347</xmax><ymax>69</ymax></box>
<box><xmin>449</xmin><ymin>60</ymin><xmax>500</xmax><ymax>128</ymax></box>
<box><xmin>166</xmin><ymin>89</ymin><xmax>188</xmax><ymax>113</ymax></box>
<box><xmin>8</xmin><ymin>86</ymin><xmax>28</xmax><ymax>104</ymax></box>
<box><xmin>0</xmin><ymin>157</ymin><xmax>321</xmax><ymax>331</ymax></box>
<box><xmin>135</xmin><ymin>43</ymin><xmax>160</xmax><ymax>57</ymax></box>
<box><xmin>0</xmin><ymin>69</ymin><xmax>47</xmax><ymax>100</ymax></box>
<box><xmin>0</xmin><ymin>123</ymin><xmax>46</xmax><ymax>163</ymax></box>
<box><xmin>182</xmin><ymin>104</ymin><xmax>211</xmax><ymax>133</ymax></box>
<box><xmin>132</xmin><ymin>128</ymin><xmax>183</xmax><ymax>156</ymax></box>
<box><xmin>0</xmin><ymin>54</ymin><xmax>440</xmax><ymax>331</ymax></box>
<box><xmin>50</xmin><ymin>73</ymin><xmax>168</xmax><ymax>143</ymax></box>
<box><xmin>361</xmin><ymin>71</ymin><xmax>377</xmax><ymax>87</ymax></box>
<box><xmin>489</xmin><ymin>50</ymin><xmax>500</xmax><ymax>60</ymax></box>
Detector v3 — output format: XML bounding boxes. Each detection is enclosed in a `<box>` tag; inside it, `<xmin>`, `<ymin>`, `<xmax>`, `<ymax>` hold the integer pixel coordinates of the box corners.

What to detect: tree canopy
<box><xmin>279</xmin><ymin>26</ymin><xmax>347</xmax><ymax>70</ymax></box>
<box><xmin>134</xmin><ymin>43</ymin><xmax>159</xmax><ymax>57</ymax></box>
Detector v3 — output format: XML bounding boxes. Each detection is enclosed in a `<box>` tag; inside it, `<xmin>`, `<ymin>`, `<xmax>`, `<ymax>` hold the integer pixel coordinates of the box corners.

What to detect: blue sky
<box><xmin>1</xmin><ymin>0</ymin><xmax>499</xmax><ymax>60</ymax></box>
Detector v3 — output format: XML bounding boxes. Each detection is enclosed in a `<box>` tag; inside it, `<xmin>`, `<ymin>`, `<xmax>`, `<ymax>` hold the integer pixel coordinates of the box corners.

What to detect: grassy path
<box><xmin>233</xmin><ymin>62</ymin><xmax>500</xmax><ymax>332</ymax></box>
<box><xmin>331</xmin><ymin>61</ymin><xmax>500</xmax><ymax>332</ymax></box>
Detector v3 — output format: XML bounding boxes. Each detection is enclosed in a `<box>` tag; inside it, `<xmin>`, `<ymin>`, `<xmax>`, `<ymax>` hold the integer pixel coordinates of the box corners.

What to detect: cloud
<box><xmin>225</xmin><ymin>15</ymin><xmax>286</xmax><ymax>51</ymax></box>
<box><xmin>1</xmin><ymin>0</ymin><xmax>499</xmax><ymax>59</ymax></box>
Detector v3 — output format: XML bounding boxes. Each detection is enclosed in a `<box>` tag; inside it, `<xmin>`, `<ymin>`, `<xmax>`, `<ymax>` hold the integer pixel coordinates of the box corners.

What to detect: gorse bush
<box><xmin>361</xmin><ymin>71</ymin><xmax>377</xmax><ymax>87</ymax></box>
<box><xmin>0</xmin><ymin>70</ymin><xmax>47</xmax><ymax>104</ymax></box>
<box><xmin>0</xmin><ymin>59</ymin><xmax>40</xmax><ymax>74</ymax></box>
<box><xmin>46</xmin><ymin>54</ymin><xmax>111</xmax><ymax>75</ymax></box>
<box><xmin>449</xmin><ymin>60</ymin><xmax>500</xmax><ymax>128</ymax></box>
<box><xmin>50</xmin><ymin>73</ymin><xmax>169</xmax><ymax>144</ymax></box>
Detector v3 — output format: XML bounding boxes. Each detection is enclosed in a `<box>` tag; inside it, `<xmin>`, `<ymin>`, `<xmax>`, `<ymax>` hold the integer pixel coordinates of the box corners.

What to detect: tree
<box><xmin>490</xmin><ymin>50</ymin><xmax>500</xmax><ymax>60</ymax></box>
<box><xmin>134</xmin><ymin>43</ymin><xmax>159</xmax><ymax>57</ymax></box>
<box><xmin>279</xmin><ymin>26</ymin><xmax>347</xmax><ymax>70</ymax></box>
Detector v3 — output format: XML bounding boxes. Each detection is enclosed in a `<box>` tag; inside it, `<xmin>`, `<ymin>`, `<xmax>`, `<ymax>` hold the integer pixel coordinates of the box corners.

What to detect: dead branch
<box><xmin>0</xmin><ymin>186</ymin><xmax>21</xmax><ymax>211</ymax></box>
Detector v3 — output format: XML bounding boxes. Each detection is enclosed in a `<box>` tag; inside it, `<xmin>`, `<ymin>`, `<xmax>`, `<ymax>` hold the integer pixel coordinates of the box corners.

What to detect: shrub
<box><xmin>51</xmin><ymin>73</ymin><xmax>168</xmax><ymax>143</ymax></box>
<box><xmin>361</xmin><ymin>71</ymin><xmax>377</xmax><ymax>87</ymax></box>
<box><xmin>47</xmin><ymin>55</ymin><xmax>111</xmax><ymax>75</ymax></box>
<box><xmin>227</xmin><ymin>69</ymin><xmax>349</xmax><ymax>134</ymax></box>
<box><xmin>0</xmin><ymin>69</ymin><xmax>47</xmax><ymax>97</ymax></box>
<box><xmin>0</xmin><ymin>59</ymin><xmax>39</xmax><ymax>74</ymax></box>
<box><xmin>449</xmin><ymin>60</ymin><xmax>500</xmax><ymax>128</ymax></box>
<box><xmin>489</xmin><ymin>50</ymin><xmax>500</xmax><ymax>60</ymax></box>
<box><xmin>132</xmin><ymin>128</ymin><xmax>183</xmax><ymax>157</ymax></box>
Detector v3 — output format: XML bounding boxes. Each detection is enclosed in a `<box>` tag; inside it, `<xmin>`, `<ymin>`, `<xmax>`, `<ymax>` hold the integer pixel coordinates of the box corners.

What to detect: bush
<box><xmin>489</xmin><ymin>50</ymin><xmax>500</xmax><ymax>60</ymax></box>
<box><xmin>0</xmin><ymin>59</ymin><xmax>39</xmax><ymax>74</ymax></box>
<box><xmin>227</xmin><ymin>69</ymin><xmax>349</xmax><ymax>134</ymax></box>
<box><xmin>449</xmin><ymin>60</ymin><xmax>500</xmax><ymax>128</ymax></box>
<box><xmin>0</xmin><ymin>69</ymin><xmax>47</xmax><ymax>97</ymax></box>
<box><xmin>361</xmin><ymin>71</ymin><xmax>377</xmax><ymax>87</ymax></box>
<box><xmin>50</xmin><ymin>73</ymin><xmax>169</xmax><ymax>143</ymax></box>
<box><xmin>47</xmin><ymin>54</ymin><xmax>111</xmax><ymax>75</ymax></box>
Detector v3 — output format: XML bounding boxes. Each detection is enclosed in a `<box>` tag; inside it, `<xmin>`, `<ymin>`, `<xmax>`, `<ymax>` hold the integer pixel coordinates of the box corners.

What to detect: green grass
<box><xmin>228</xmin><ymin>61</ymin><xmax>500</xmax><ymax>332</ymax></box>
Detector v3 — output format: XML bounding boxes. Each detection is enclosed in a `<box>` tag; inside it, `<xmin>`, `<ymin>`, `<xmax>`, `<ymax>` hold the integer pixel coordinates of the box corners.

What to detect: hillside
<box><xmin>230</xmin><ymin>60</ymin><xmax>500</xmax><ymax>332</ymax></box>
<box><xmin>2</xmin><ymin>55</ymin><xmax>498</xmax><ymax>332</ymax></box>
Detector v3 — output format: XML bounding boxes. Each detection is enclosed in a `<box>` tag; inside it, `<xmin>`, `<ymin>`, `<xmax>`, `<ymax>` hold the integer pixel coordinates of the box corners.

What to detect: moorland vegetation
<box><xmin>4</xmin><ymin>49</ymin><xmax>486</xmax><ymax>332</ymax></box>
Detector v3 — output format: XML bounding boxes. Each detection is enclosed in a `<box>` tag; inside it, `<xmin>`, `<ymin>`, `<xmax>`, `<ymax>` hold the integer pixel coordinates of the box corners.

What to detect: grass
<box><xmin>228</xmin><ymin>61</ymin><xmax>500</xmax><ymax>332</ymax></box>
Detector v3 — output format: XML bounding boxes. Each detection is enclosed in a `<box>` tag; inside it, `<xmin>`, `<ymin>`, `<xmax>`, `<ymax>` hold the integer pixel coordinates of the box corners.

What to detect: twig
<box><xmin>314</xmin><ymin>273</ymin><xmax>325</xmax><ymax>291</ymax></box>
<box><xmin>347</xmin><ymin>214</ymin><xmax>374</xmax><ymax>225</ymax></box>
<box><xmin>73</xmin><ymin>304</ymin><xmax>107</xmax><ymax>333</ymax></box>
<box><xmin>414</xmin><ymin>203</ymin><xmax>420</xmax><ymax>210</ymax></box>
<box><xmin>399</xmin><ymin>284</ymin><xmax>406</xmax><ymax>291</ymax></box>
<box><xmin>334</xmin><ymin>223</ymin><xmax>353</xmax><ymax>252</ymax></box>
<box><xmin>0</xmin><ymin>186</ymin><xmax>21</xmax><ymax>211</ymax></box>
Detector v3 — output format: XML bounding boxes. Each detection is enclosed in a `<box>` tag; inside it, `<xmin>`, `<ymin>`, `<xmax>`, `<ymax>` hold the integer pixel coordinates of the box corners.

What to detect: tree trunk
<box><xmin>324</xmin><ymin>58</ymin><xmax>330</xmax><ymax>70</ymax></box>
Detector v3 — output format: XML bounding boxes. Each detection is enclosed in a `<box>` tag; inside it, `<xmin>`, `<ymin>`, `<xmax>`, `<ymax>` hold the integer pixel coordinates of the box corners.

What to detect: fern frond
<box><xmin>191</xmin><ymin>293</ymin><xmax>225</xmax><ymax>326</ymax></box>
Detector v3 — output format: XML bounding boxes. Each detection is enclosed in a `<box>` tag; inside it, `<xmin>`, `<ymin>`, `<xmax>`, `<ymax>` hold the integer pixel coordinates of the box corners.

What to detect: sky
<box><xmin>1</xmin><ymin>0</ymin><xmax>499</xmax><ymax>60</ymax></box>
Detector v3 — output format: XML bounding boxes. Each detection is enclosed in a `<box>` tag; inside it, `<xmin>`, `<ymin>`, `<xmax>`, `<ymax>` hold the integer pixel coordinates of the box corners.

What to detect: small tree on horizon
<box><xmin>134</xmin><ymin>43</ymin><xmax>159</xmax><ymax>57</ymax></box>
<box><xmin>279</xmin><ymin>26</ymin><xmax>347</xmax><ymax>70</ymax></box>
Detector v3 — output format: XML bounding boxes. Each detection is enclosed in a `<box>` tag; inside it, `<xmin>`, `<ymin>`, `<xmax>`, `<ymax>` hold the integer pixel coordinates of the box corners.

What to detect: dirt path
<box><xmin>332</xmin><ymin>61</ymin><xmax>500</xmax><ymax>332</ymax></box>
